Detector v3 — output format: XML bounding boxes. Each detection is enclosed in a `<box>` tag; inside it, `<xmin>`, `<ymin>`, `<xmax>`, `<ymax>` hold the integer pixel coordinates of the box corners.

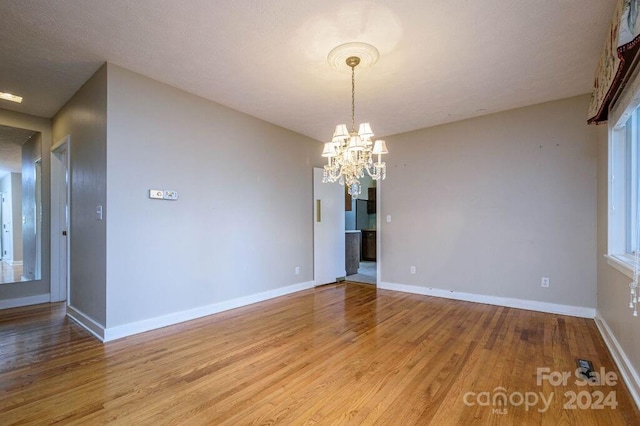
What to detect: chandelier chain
<box><xmin>351</xmin><ymin>64</ymin><xmax>356</xmax><ymax>133</ymax></box>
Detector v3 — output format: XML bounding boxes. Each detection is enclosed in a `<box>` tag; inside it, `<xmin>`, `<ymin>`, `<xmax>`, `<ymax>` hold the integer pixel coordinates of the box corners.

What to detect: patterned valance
<box><xmin>588</xmin><ymin>0</ymin><xmax>640</xmax><ymax>124</ymax></box>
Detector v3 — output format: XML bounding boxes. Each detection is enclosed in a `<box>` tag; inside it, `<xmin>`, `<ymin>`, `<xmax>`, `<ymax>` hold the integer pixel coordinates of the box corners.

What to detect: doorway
<box><xmin>50</xmin><ymin>136</ymin><xmax>70</xmax><ymax>303</ymax></box>
<box><xmin>313</xmin><ymin>169</ymin><xmax>382</xmax><ymax>287</ymax></box>
<box><xmin>345</xmin><ymin>179</ymin><xmax>379</xmax><ymax>285</ymax></box>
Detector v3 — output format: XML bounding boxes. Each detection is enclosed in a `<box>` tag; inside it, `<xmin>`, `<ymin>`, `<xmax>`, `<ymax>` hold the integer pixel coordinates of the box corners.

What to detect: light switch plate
<box><xmin>163</xmin><ymin>190</ymin><xmax>178</xmax><ymax>200</ymax></box>
<box><xmin>149</xmin><ymin>189</ymin><xmax>164</xmax><ymax>199</ymax></box>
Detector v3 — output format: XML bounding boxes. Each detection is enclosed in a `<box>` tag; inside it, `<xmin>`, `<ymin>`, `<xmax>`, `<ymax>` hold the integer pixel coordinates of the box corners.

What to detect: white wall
<box><xmin>105</xmin><ymin>64</ymin><xmax>322</xmax><ymax>329</ymax></box>
<box><xmin>380</xmin><ymin>95</ymin><xmax>598</xmax><ymax>310</ymax></box>
<box><xmin>0</xmin><ymin>108</ymin><xmax>51</xmax><ymax>306</ymax></box>
<box><xmin>52</xmin><ymin>65</ymin><xmax>108</xmax><ymax>326</ymax></box>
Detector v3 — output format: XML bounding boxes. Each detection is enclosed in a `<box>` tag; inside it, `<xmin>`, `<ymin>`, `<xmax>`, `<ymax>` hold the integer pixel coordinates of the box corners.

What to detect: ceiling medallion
<box><xmin>327</xmin><ymin>42</ymin><xmax>379</xmax><ymax>72</ymax></box>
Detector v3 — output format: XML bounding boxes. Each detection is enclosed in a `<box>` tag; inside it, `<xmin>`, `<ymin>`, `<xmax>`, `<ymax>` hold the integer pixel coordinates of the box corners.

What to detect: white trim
<box><xmin>378</xmin><ymin>281</ymin><xmax>596</xmax><ymax>318</ymax></box>
<box><xmin>0</xmin><ymin>293</ymin><xmax>50</xmax><ymax>309</ymax></box>
<box><xmin>103</xmin><ymin>281</ymin><xmax>315</xmax><ymax>342</ymax></box>
<box><xmin>605</xmin><ymin>254</ymin><xmax>635</xmax><ymax>279</ymax></box>
<box><xmin>50</xmin><ymin>134</ymin><xmax>70</xmax><ymax>152</ymax></box>
<box><xmin>66</xmin><ymin>304</ymin><xmax>105</xmax><ymax>342</ymax></box>
<box><xmin>594</xmin><ymin>312</ymin><xmax>640</xmax><ymax>410</ymax></box>
<box><xmin>2</xmin><ymin>260</ymin><xmax>23</xmax><ymax>266</ymax></box>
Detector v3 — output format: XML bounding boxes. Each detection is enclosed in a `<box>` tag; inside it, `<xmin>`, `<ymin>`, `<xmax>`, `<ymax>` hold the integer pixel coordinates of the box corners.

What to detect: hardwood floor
<box><xmin>1</xmin><ymin>282</ymin><xmax>639</xmax><ymax>425</ymax></box>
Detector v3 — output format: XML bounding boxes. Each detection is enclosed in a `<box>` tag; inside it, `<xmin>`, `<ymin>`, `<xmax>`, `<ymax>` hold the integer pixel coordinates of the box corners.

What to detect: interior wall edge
<box><xmin>379</xmin><ymin>281</ymin><xmax>596</xmax><ymax>318</ymax></box>
<box><xmin>0</xmin><ymin>293</ymin><xmax>50</xmax><ymax>310</ymax></box>
<box><xmin>102</xmin><ymin>280</ymin><xmax>315</xmax><ymax>342</ymax></box>
<box><xmin>594</xmin><ymin>312</ymin><xmax>640</xmax><ymax>410</ymax></box>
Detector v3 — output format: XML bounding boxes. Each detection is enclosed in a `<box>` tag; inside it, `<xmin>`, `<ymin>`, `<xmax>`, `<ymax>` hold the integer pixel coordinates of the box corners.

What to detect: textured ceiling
<box><xmin>0</xmin><ymin>125</ymin><xmax>35</xmax><ymax>179</ymax></box>
<box><xmin>0</xmin><ymin>1</ymin><xmax>615</xmax><ymax>142</ymax></box>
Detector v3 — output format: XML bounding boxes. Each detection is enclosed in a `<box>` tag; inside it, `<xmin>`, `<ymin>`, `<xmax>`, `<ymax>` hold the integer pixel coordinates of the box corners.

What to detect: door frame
<box><xmin>0</xmin><ymin>191</ymin><xmax>5</xmax><ymax>261</ymax></box>
<box><xmin>376</xmin><ymin>181</ymin><xmax>382</xmax><ymax>286</ymax></box>
<box><xmin>35</xmin><ymin>158</ymin><xmax>42</xmax><ymax>279</ymax></box>
<box><xmin>50</xmin><ymin>135</ymin><xmax>70</xmax><ymax>303</ymax></box>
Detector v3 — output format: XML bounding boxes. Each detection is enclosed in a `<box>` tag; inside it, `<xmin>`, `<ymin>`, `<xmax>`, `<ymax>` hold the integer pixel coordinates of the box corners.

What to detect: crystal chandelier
<box><xmin>322</xmin><ymin>45</ymin><xmax>388</xmax><ymax>198</ymax></box>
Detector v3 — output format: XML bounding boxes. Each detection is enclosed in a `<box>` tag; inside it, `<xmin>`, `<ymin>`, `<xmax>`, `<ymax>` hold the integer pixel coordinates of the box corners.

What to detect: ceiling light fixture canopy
<box><xmin>322</xmin><ymin>43</ymin><xmax>387</xmax><ymax>198</ymax></box>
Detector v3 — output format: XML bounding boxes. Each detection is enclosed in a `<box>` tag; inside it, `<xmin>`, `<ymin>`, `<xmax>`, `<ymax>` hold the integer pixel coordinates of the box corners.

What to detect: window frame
<box><xmin>607</xmin><ymin>66</ymin><xmax>640</xmax><ymax>278</ymax></box>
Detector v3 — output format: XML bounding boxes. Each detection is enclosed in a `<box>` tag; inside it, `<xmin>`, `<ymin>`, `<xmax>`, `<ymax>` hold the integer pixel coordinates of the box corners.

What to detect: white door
<box><xmin>51</xmin><ymin>137</ymin><xmax>70</xmax><ymax>303</ymax></box>
<box><xmin>1</xmin><ymin>192</ymin><xmax>13</xmax><ymax>262</ymax></box>
<box><xmin>313</xmin><ymin>167</ymin><xmax>345</xmax><ymax>286</ymax></box>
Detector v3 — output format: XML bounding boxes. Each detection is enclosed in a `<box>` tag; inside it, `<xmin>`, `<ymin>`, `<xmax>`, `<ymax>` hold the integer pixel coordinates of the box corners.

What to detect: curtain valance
<box><xmin>588</xmin><ymin>0</ymin><xmax>640</xmax><ymax>124</ymax></box>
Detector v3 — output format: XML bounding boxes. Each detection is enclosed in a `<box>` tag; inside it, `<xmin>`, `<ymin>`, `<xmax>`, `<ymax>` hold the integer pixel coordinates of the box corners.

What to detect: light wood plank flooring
<box><xmin>1</xmin><ymin>283</ymin><xmax>639</xmax><ymax>425</ymax></box>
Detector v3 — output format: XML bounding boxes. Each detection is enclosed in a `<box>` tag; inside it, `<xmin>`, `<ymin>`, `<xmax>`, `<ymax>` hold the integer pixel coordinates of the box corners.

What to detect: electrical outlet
<box><xmin>295</xmin><ymin>266</ymin><xmax>300</xmax><ymax>275</ymax></box>
<box><xmin>410</xmin><ymin>266</ymin><xmax>416</xmax><ymax>274</ymax></box>
<box><xmin>149</xmin><ymin>189</ymin><xmax>163</xmax><ymax>199</ymax></box>
<box><xmin>541</xmin><ymin>277</ymin><xmax>550</xmax><ymax>288</ymax></box>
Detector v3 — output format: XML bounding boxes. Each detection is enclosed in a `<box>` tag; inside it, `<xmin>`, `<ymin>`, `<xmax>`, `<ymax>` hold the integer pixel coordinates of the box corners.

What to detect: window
<box><xmin>624</xmin><ymin>113</ymin><xmax>640</xmax><ymax>254</ymax></box>
<box><xmin>608</xmin><ymin>102</ymin><xmax>640</xmax><ymax>276</ymax></box>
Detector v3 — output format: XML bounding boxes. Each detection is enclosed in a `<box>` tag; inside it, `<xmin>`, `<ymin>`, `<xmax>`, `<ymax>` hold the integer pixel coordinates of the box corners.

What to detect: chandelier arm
<box><xmin>364</xmin><ymin>164</ymin><xmax>380</xmax><ymax>180</ymax></box>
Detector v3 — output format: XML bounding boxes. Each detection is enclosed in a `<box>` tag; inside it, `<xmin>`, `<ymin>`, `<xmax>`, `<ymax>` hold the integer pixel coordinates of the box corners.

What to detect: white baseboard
<box><xmin>66</xmin><ymin>305</ymin><xmax>106</xmax><ymax>342</ymax></box>
<box><xmin>378</xmin><ymin>282</ymin><xmax>596</xmax><ymax>318</ymax></box>
<box><xmin>594</xmin><ymin>312</ymin><xmax>640</xmax><ymax>410</ymax></box>
<box><xmin>0</xmin><ymin>293</ymin><xmax>50</xmax><ymax>309</ymax></box>
<box><xmin>103</xmin><ymin>280</ymin><xmax>315</xmax><ymax>342</ymax></box>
